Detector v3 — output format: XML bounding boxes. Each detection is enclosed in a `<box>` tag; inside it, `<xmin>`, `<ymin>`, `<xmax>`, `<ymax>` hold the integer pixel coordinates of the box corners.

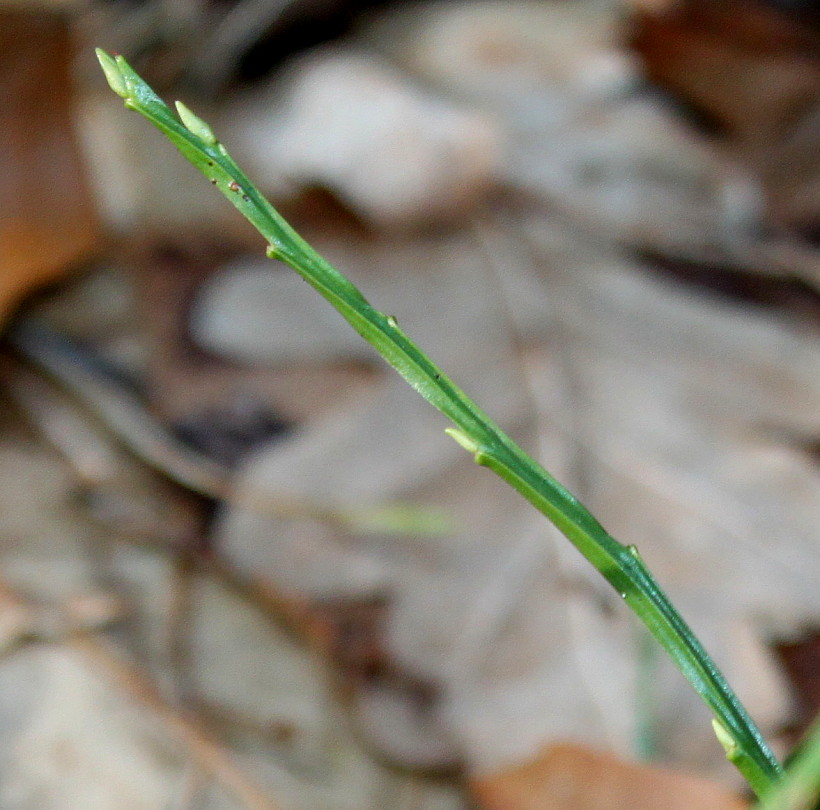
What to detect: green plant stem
<box><xmin>96</xmin><ymin>50</ymin><xmax>784</xmax><ymax>797</ymax></box>
<box><xmin>756</xmin><ymin>719</ymin><xmax>820</xmax><ymax>810</ymax></box>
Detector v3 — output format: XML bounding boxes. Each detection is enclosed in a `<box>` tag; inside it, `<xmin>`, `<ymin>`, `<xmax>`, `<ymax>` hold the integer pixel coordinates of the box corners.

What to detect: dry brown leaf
<box><xmin>128</xmin><ymin>232</ymin><xmax>376</xmax><ymax>428</ymax></box>
<box><xmin>0</xmin><ymin>380</ymin><xmax>469</xmax><ymax>809</ymax></box>
<box><xmin>0</xmin><ymin>8</ymin><xmax>98</xmax><ymax>324</ymax></box>
<box><xmin>633</xmin><ymin>1</ymin><xmax>820</xmax><ymax>137</ymax></box>
<box><xmin>470</xmin><ymin>742</ymin><xmax>748</xmax><ymax>810</ymax></box>
<box><xmin>632</xmin><ymin>0</ymin><xmax>820</xmax><ymax>233</ymax></box>
<box><xmin>368</xmin><ymin>0</ymin><xmax>765</xmax><ymax>256</ymax></box>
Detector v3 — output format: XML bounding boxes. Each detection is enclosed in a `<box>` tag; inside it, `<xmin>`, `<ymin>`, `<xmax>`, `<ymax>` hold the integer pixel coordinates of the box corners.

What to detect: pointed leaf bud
<box><xmin>444</xmin><ymin>428</ymin><xmax>480</xmax><ymax>455</ymax></box>
<box><xmin>712</xmin><ymin>719</ymin><xmax>739</xmax><ymax>760</ymax></box>
<box><xmin>95</xmin><ymin>48</ymin><xmax>129</xmax><ymax>99</ymax></box>
<box><xmin>175</xmin><ymin>100</ymin><xmax>217</xmax><ymax>146</ymax></box>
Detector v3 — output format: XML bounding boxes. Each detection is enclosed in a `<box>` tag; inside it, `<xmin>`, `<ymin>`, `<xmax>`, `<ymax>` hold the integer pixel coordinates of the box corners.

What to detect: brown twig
<box><xmin>70</xmin><ymin>633</ymin><xmax>285</xmax><ymax>810</ymax></box>
<box><xmin>6</xmin><ymin>321</ymin><xmax>436</xmax><ymax>536</ymax></box>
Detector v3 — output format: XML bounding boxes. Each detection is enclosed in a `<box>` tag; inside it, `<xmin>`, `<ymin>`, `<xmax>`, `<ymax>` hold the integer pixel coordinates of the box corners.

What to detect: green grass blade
<box><xmin>96</xmin><ymin>49</ymin><xmax>784</xmax><ymax>796</ymax></box>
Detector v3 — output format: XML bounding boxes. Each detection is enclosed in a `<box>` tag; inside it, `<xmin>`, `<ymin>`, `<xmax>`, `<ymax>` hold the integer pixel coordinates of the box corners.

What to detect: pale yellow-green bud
<box><xmin>712</xmin><ymin>718</ymin><xmax>739</xmax><ymax>760</ymax></box>
<box><xmin>444</xmin><ymin>428</ymin><xmax>480</xmax><ymax>455</ymax></box>
<box><xmin>95</xmin><ymin>48</ymin><xmax>129</xmax><ymax>99</ymax></box>
<box><xmin>175</xmin><ymin>100</ymin><xmax>217</xmax><ymax>146</ymax></box>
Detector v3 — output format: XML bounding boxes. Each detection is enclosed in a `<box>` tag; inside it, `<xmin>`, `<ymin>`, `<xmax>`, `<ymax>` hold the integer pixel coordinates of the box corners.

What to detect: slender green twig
<box><xmin>96</xmin><ymin>49</ymin><xmax>784</xmax><ymax>797</ymax></box>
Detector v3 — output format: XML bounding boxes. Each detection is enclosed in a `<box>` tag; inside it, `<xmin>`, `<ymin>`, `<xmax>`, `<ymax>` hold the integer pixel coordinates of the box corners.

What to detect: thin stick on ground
<box><xmin>70</xmin><ymin>634</ymin><xmax>286</xmax><ymax>810</ymax></box>
<box><xmin>7</xmin><ymin>322</ymin><xmax>450</xmax><ymax>538</ymax></box>
<box><xmin>0</xmin><ymin>577</ymin><xmax>285</xmax><ymax>810</ymax></box>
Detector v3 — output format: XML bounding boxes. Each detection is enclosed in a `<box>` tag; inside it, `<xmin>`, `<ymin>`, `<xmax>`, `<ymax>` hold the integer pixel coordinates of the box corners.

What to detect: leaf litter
<box><xmin>0</xmin><ymin>1</ymin><xmax>818</xmax><ymax>808</ymax></box>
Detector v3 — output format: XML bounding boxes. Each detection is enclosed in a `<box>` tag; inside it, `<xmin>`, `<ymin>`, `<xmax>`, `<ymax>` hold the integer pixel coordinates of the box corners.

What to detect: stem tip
<box><xmin>95</xmin><ymin>48</ymin><xmax>129</xmax><ymax>99</ymax></box>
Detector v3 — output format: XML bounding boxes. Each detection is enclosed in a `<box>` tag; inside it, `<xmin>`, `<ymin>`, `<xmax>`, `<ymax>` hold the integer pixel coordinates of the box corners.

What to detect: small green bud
<box><xmin>712</xmin><ymin>719</ymin><xmax>739</xmax><ymax>760</ymax></box>
<box><xmin>96</xmin><ymin>48</ymin><xmax>129</xmax><ymax>99</ymax></box>
<box><xmin>445</xmin><ymin>428</ymin><xmax>480</xmax><ymax>455</ymax></box>
<box><xmin>175</xmin><ymin>100</ymin><xmax>217</xmax><ymax>146</ymax></box>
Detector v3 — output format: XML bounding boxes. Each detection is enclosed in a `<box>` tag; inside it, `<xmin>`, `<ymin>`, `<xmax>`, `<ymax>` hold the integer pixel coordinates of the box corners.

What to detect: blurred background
<box><xmin>0</xmin><ymin>0</ymin><xmax>818</xmax><ymax>807</ymax></box>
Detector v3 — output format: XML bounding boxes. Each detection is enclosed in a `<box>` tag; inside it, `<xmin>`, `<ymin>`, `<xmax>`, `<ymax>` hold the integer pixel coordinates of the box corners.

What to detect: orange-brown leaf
<box><xmin>471</xmin><ymin>742</ymin><xmax>748</xmax><ymax>810</ymax></box>
<box><xmin>0</xmin><ymin>9</ymin><xmax>98</xmax><ymax>324</ymax></box>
